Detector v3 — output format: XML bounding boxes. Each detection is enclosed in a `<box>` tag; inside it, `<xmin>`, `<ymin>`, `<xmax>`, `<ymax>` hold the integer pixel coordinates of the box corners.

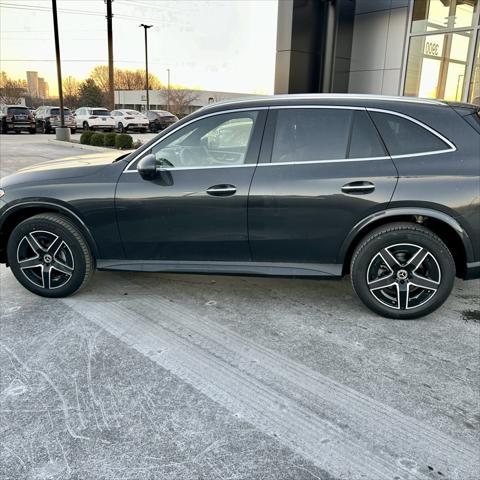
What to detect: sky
<box><xmin>0</xmin><ymin>0</ymin><xmax>279</xmax><ymax>95</ymax></box>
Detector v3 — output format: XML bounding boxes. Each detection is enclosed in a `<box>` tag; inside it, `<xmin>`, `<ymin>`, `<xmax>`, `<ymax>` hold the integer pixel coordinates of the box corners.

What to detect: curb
<box><xmin>47</xmin><ymin>139</ymin><xmax>134</xmax><ymax>153</ymax></box>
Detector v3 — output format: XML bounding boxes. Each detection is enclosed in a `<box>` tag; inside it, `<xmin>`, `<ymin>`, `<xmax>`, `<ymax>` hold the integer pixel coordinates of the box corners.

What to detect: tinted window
<box><xmin>348</xmin><ymin>111</ymin><xmax>386</xmax><ymax>158</ymax></box>
<box><xmin>271</xmin><ymin>108</ymin><xmax>353</xmax><ymax>163</ymax></box>
<box><xmin>369</xmin><ymin>111</ymin><xmax>450</xmax><ymax>156</ymax></box>
<box><xmin>147</xmin><ymin>111</ymin><xmax>258</xmax><ymax>168</ymax></box>
<box><xmin>7</xmin><ymin>107</ymin><xmax>29</xmax><ymax>115</ymax></box>
<box><xmin>50</xmin><ymin>108</ymin><xmax>71</xmax><ymax>115</ymax></box>
<box><xmin>92</xmin><ymin>109</ymin><xmax>109</xmax><ymax>116</ymax></box>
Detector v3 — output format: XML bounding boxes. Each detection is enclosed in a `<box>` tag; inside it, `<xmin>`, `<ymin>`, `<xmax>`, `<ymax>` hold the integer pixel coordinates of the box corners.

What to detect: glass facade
<box><xmin>404</xmin><ymin>0</ymin><xmax>480</xmax><ymax>104</ymax></box>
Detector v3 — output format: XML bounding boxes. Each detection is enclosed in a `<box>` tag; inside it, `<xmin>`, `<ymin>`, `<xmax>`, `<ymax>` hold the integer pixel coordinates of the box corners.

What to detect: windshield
<box><xmin>92</xmin><ymin>109</ymin><xmax>109</xmax><ymax>116</ymax></box>
<box><xmin>51</xmin><ymin>108</ymin><xmax>71</xmax><ymax>115</ymax></box>
<box><xmin>7</xmin><ymin>107</ymin><xmax>29</xmax><ymax>115</ymax></box>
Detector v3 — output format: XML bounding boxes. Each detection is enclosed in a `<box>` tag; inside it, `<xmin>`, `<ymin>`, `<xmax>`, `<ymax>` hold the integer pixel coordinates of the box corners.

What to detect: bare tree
<box><xmin>160</xmin><ymin>88</ymin><xmax>199</xmax><ymax>116</ymax></box>
<box><xmin>0</xmin><ymin>72</ymin><xmax>27</xmax><ymax>105</ymax></box>
<box><xmin>63</xmin><ymin>76</ymin><xmax>81</xmax><ymax>109</ymax></box>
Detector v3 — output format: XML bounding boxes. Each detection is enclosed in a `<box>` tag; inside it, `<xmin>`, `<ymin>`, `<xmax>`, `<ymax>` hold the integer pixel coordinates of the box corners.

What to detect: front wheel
<box><xmin>351</xmin><ymin>222</ymin><xmax>455</xmax><ymax>319</ymax></box>
<box><xmin>7</xmin><ymin>213</ymin><xmax>94</xmax><ymax>298</ymax></box>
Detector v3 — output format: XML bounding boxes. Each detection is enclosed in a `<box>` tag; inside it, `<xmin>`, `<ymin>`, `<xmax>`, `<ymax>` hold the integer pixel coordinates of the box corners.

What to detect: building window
<box><xmin>469</xmin><ymin>31</ymin><xmax>480</xmax><ymax>103</ymax></box>
<box><xmin>404</xmin><ymin>0</ymin><xmax>479</xmax><ymax>102</ymax></box>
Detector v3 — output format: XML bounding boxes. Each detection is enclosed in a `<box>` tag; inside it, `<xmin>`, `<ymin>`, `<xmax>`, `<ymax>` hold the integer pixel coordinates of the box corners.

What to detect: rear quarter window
<box><xmin>369</xmin><ymin>111</ymin><xmax>452</xmax><ymax>156</ymax></box>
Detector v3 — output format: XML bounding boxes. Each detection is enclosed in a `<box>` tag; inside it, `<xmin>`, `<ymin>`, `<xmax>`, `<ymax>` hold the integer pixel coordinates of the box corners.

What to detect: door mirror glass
<box><xmin>137</xmin><ymin>154</ymin><xmax>158</xmax><ymax>180</ymax></box>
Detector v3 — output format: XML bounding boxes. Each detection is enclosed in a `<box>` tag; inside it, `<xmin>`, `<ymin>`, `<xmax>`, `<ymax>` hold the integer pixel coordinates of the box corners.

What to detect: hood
<box><xmin>1</xmin><ymin>151</ymin><xmax>128</xmax><ymax>188</ymax></box>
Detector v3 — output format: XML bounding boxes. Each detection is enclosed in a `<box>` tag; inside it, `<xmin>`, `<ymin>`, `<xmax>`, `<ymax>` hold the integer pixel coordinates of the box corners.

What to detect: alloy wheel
<box><xmin>366</xmin><ymin>243</ymin><xmax>441</xmax><ymax>311</ymax></box>
<box><xmin>16</xmin><ymin>230</ymin><xmax>74</xmax><ymax>290</ymax></box>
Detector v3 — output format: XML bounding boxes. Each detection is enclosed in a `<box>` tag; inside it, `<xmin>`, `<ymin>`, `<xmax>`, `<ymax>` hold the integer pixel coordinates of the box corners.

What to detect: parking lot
<box><xmin>1</xmin><ymin>133</ymin><xmax>479</xmax><ymax>479</ymax></box>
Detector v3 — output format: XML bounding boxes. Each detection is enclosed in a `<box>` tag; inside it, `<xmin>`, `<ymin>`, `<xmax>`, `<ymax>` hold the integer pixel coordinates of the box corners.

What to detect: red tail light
<box><xmin>28</xmin><ymin>113</ymin><xmax>34</xmax><ymax>120</ymax></box>
<box><xmin>6</xmin><ymin>113</ymin><xmax>13</xmax><ymax>121</ymax></box>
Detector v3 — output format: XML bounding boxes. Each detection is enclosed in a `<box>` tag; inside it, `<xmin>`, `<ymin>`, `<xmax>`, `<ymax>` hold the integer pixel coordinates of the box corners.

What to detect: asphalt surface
<box><xmin>1</xmin><ymin>133</ymin><xmax>479</xmax><ymax>480</ymax></box>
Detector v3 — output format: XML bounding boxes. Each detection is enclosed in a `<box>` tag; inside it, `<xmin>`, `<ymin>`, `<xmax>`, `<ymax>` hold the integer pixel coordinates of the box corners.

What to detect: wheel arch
<box><xmin>340</xmin><ymin>208</ymin><xmax>473</xmax><ymax>279</ymax></box>
<box><xmin>0</xmin><ymin>202</ymin><xmax>99</xmax><ymax>264</ymax></box>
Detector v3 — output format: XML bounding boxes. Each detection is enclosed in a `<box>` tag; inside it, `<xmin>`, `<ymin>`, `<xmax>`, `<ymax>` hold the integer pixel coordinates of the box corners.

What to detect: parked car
<box><xmin>1</xmin><ymin>94</ymin><xmax>479</xmax><ymax>319</ymax></box>
<box><xmin>0</xmin><ymin>105</ymin><xmax>36</xmax><ymax>134</ymax></box>
<box><xmin>74</xmin><ymin>107</ymin><xmax>115</xmax><ymax>132</ymax></box>
<box><xmin>111</xmin><ymin>109</ymin><xmax>149</xmax><ymax>133</ymax></box>
<box><xmin>145</xmin><ymin>110</ymin><xmax>179</xmax><ymax>132</ymax></box>
<box><xmin>35</xmin><ymin>106</ymin><xmax>76</xmax><ymax>134</ymax></box>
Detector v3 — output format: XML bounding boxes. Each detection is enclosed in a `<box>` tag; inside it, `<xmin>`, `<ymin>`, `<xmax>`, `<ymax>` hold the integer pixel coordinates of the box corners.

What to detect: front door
<box><xmin>116</xmin><ymin>109</ymin><xmax>265</xmax><ymax>261</ymax></box>
<box><xmin>248</xmin><ymin>107</ymin><xmax>398</xmax><ymax>266</ymax></box>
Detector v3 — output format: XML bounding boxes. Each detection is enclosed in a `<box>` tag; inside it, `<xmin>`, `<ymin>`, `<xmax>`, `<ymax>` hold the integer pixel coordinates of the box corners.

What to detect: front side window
<box><xmin>147</xmin><ymin>111</ymin><xmax>258</xmax><ymax>169</ymax></box>
<box><xmin>369</xmin><ymin>111</ymin><xmax>451</xmax><ymax>156</ymax></box>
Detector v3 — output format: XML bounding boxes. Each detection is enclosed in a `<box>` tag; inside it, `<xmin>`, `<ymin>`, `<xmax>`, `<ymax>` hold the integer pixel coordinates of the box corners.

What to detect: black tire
<box><xmin>7</xmin><ymin>213</ymin><xmax>94</xmax><ymax>298</ymax></box>
<box><xmin>42</xmin><ymin>121</ymin><xmax>50</xmax><ymax>134</ymax></box>
<box><xmin>118</xmin><ymin>122</ymin><xmax>125</xmax><ymax>133</ymax></box>
<box><xmin>83</xmin><ymin>121</ymin><xmax>90</xmax><ymax>131</ymax></box>
<box><xmin>350</xmin><ymin>222</ymin><xmax>455</xmax><ymax>319</ymax></box>
<box><xmin>29</xmin><ymin>128</ymin><xmax>36</xmax><ymax>134</ymax></box>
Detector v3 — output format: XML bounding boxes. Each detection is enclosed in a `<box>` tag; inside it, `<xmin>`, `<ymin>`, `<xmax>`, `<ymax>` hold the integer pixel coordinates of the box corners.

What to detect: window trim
<box><xmin>367</xmin><ymin>108</ymin><xmax>456</xmax><ymax>158</ymax></box>
<box><xmin>123</xmin><ymin>107</ymin><xmax>268</xmax><ymax>172</ymax></box>
<box><xmin>123</xmin><ymin>105</ymin><xmax>456</xmax><ymax>173</ymax></box>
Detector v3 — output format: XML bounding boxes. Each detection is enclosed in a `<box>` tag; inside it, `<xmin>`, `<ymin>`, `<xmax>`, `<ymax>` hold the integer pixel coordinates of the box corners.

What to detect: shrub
<box><xmin>90</xmin><ymin>132</ymin><xmax>105</xmax><ymax>147</ymax></box>
<box><xmin>80</xmin><ymin>130</ymin><xmax>95</xmax><ymax>145</ymax></box>
<box><xmin>104</xmin><ymin>132</ymin><xmax>117</xmax><ymax>147</ymax></box>
<box><xmin>115</xmin><ymin>133</ymin><xmax>133</xmax><ymax>150</ymax></box>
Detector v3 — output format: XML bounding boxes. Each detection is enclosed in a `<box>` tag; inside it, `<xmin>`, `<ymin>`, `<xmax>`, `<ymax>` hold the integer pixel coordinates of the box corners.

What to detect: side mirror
<box><xmin>137</xmin><ymin>154</ymin><xmax>158</xmax><ymax>180</ymax></box>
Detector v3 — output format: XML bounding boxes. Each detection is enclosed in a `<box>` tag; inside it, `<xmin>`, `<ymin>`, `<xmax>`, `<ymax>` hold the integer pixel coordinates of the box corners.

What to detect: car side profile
<box><xmin>0</xmin><ymin>94</ymin><xmax>479</xmax><ymax>319</ymax></box>
<box><xmin>145</xmin><ymin>110</ymin><xmax>179</xmax><ymax>132</ymax></box>
<box><xmin>35</xmin><ymin>106</ymin><xmax>76</xmax><ymax>134</ymax></box>
<box><xmin>111</xmin><ymin>109</ymin><xmax>149</xmax><ymax>133</ymax></box>
<box><xmin>74</xmin><ymin>107</ymin><xmax>115</xmax><ymax>132</ymax></box>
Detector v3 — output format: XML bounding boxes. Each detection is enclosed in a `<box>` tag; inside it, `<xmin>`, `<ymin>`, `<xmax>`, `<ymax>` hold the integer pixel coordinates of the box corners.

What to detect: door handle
<box><xmin>206</xmin><ymin>184</ymin><xmax>237</xmax><ymax>196</ymax></box>
<box><xmin>341</xmin><ymin>181</ymin><xmax>375</xmax><ymax>194</ymax></box>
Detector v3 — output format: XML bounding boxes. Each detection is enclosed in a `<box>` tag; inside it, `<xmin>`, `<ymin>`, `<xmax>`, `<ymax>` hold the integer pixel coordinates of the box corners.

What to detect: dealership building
<box><xmin>275</xmin><ymin>0</ymin><xmax>479</xmax><ymax>104</ymax></box>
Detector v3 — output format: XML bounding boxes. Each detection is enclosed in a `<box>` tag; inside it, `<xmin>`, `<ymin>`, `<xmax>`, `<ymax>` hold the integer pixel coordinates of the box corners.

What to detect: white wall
<box><xmin>348</xmin><ymin>0</ymin><xmax>410</xmax><ymax>95</ymax></box>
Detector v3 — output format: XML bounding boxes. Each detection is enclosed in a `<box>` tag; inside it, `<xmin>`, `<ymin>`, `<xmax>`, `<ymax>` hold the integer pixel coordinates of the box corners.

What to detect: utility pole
<box><xmin>52</xmin><ymin>0</ymin><xmax>68</xmax><ymax>139</ymax></box>
<box><xmin>139</xmin><ymin>24</ymin><xmax>153</xmax><ymax>110</ymax></box>
<box><xmin>105</xmin><ymin>0</ymin><xmax>114</xmax><ymax>111</ymax></box>
<box><xmin>167</xmin><ymin>68</ymin><xmax>171</xmax><ymax>111</ymax></box>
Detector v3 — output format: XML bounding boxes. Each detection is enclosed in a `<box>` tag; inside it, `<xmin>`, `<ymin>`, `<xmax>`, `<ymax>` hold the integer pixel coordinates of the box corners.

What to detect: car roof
<box><xmin>198</xmin><ymin>93</ymin><xmax>449</xmax><ymax>114</ymax></box>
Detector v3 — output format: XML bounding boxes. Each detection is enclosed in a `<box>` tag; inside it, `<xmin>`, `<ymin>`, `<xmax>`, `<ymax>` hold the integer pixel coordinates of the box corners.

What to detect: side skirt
<box><xmin>96</xmin><ymin>260</ymin><xmax>343</xmax><ymax>278</ymax></box>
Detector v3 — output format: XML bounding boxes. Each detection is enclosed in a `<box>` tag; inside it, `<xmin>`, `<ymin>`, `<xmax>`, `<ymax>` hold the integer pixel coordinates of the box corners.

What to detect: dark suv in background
<box><xmin>146</xmin><ymin>110</ymin><xmax>179</xmax><ymax>132</ymax></box>
<box><xmin>34</xmin><ymin>106</ymin><xmax>76</xmax><ymax>134</ymax></box>
<box><xmin>0</xmin><ymin>94</ymin><xmax>478</xmax><ymax>319</ymax></box>
<box><xmin>0</xmin><ymin>105</ymin><xmax>36</xmax><ymax>134</ymax></box>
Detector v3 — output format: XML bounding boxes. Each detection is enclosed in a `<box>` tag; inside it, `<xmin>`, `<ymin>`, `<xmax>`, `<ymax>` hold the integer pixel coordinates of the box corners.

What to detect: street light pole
<box><xmin>52</xmin><ymin>0</ymin><xmax>69</xmax><ymax>140</ymax></box>
<box><xmin>167</xmin><ymin>68</ymin><xmax>171</xmax><ymax>111</ymax></box>
<box><xmin>139</xmin><ymin>24</ymin><xmax>153</xmax><ymax>111</ymax></box>
<box><xmin>105</xmin><ymin>0</ymin><xmax>114</xmax><ymax>111</ymax></box>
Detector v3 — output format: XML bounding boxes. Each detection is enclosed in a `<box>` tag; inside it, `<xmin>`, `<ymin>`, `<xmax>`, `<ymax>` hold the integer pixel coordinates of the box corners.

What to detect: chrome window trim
<box><xmin>123</xmin><ymin>107</ymin><xmax>267</xmax><ymax>172</ymax></box>
<box><xmin>123</xmin><ymin>105</ymin><xmax>456</xmax><ymax>174</ymax></box>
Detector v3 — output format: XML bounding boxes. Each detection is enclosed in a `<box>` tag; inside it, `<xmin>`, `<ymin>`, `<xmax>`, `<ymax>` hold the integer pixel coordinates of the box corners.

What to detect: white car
<box><xmin>111</xmin><ymin>109</ymin><xmax>149</xmax><ymax>133</ymax></box>
<box><xmin>75</xmin><ymin>107</ymin><xmax>115</xmax><ymax>132</ymax></box>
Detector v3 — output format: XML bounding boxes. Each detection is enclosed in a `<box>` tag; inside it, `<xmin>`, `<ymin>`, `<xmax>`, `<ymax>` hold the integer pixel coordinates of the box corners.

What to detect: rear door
<box><xmin>248</xmin><ymin>106</ymin><xmax>398</xmax><ymax>266</ymax></box>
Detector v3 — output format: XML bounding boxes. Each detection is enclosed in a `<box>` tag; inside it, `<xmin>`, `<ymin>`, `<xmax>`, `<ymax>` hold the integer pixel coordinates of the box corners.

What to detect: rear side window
<box><xmin>369</xmin><ymin>111</ymin><xmax>450</xmax><ymax>156</ymax></box>
<box><xmin>272</xmin><ymin>108</ymin><xmax>353</xmax><ymax>163</ymax></box>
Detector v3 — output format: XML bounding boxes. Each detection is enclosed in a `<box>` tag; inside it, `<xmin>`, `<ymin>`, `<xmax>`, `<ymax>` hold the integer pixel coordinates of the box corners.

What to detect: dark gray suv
<box><xmin>0</xmin><ymin>94</ymin><xmax>479</xmax><ymax>319</ymax></box>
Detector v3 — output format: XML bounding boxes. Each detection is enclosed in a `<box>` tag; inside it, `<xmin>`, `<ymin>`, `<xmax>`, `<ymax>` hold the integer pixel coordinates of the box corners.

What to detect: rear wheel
<box><xmin>118</xmin><ymin>122</ymin><xmax>125</xmax><ymax>133</ymax></box>
<box><xmin>42</xmin><ymin>121</ymin><xmax>50</xmax><ymax>134</ymax></box>
<box><xmin>351</xmin><ymin>222</ymin><xmax>455</xmax><ymax>319</ymax></box>
<box><xmin>83</xmin><ymin>121</ymin><xmax>90</xmax><ymax>131</ymax></box>
<box><xmin>7</xmin><ymin>213</ymin><xmax>94</xmax><ymax>298</ymax></box>
<box><xmin>29</xmin><ymin>128</ymin><xmax>36</xmax><ymax>134</ymax></box>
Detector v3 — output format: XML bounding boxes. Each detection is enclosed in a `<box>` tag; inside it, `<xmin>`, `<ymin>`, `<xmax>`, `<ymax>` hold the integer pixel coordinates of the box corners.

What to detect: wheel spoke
<box><xmin>398</xmin><ymin>282</ymin><xmax>409</xmax><ymax>310</ymax></box>
<box><xmin>379</xmin><ymin>248</ymin><xmax>401</xmax><ymax>270</ymax></box>
<box><xmin>368</xmin><ymin>275</ymin><xmax>396</xmax><ymax>290</ymax></box>
<box><xmin>19</xmin><ymin>257</ymin><xmax>42</xmax><ymax>269</ymax></box>
<box><xmin>25</xmin><ymin>233</ymin><xmax>43</xmax><ymax>255</ymax></box>
<box><xmin>52</xmin><ymin>260</ymin><xmax>73</xmax><ymax>276</ymax></box>
<box><xmin>41</xmin><ymin>266</ymin><xmax>51</xmax><ymax>289</ymax></box>
<box><xmin>407</xmin><ymin>247</ymin><xmax>429</xmax><ymax>270</ymax></box>
<box><xmin>410</xmin><ymin>274</ymin><xmax>439</xmax><ymax>291</ymax></box>
<box><xmin>46</xmin><ymin>235</ymin><xmax>62</xmax><ymax>254</ymax></box>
